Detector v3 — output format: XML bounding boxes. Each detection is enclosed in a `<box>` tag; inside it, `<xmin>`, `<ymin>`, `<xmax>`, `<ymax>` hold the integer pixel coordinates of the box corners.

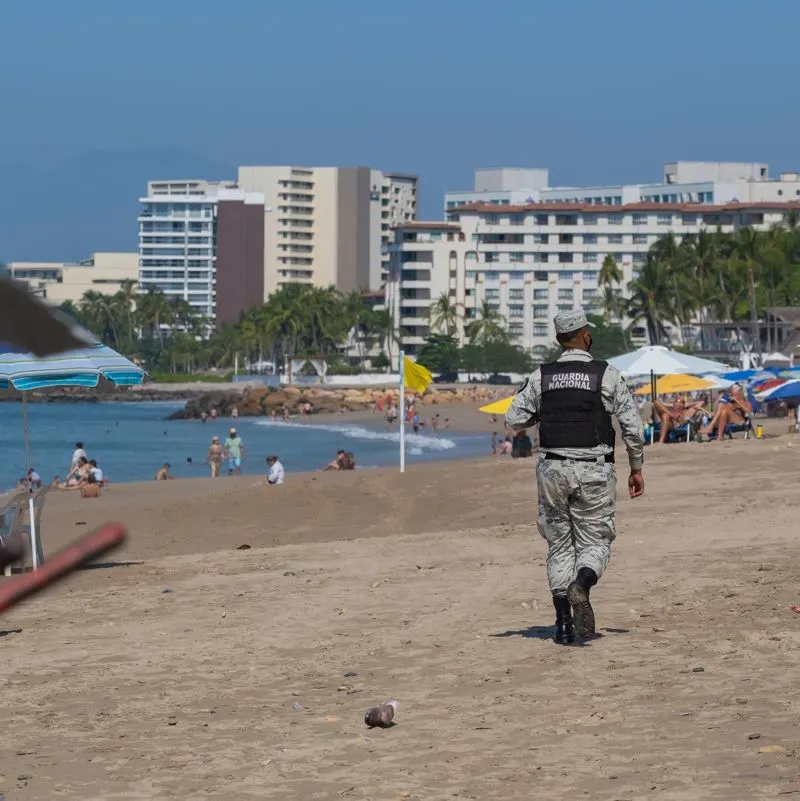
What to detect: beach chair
<box><xmin>706</xmin><ymin>416</ymin><xmax>752</xmax><ymax>442</ymax></box>
<box><xmin>648</xmin><ymin>421</ymin><xmax>692</xmax><ymax>444</ymax></box>
<box><xmin>0</xmin><ymin>492</ymin><xmax>28</xmax><ymax>577</ymax></box>
<box><xmin>22</xmin><ymin>487</ymin><xmax>50</xmax><ymax>569</ymax></box>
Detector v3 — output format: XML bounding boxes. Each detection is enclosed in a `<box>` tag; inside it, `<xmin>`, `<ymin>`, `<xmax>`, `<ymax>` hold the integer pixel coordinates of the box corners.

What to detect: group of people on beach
<box><xmin>55</xmin><ymin>441</ymin><xmax>105</xmax><ymax>497</ymax></box>
<box><xmin>375</xmin><ymin>391</ymin><xmax>449</xmax><ymax>435</ymax></box>
<box><xmin>647</xmin><ymin>383</ymin><xmax>752</xmax><ymax>443</ymax></box>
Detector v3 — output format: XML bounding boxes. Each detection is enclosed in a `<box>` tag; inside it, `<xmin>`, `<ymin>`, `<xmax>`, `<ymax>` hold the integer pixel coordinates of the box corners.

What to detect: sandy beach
<box><xmin>1</xmin><ymin>434</ymin><xmax>799</xmax><ymax>800</ymax></box>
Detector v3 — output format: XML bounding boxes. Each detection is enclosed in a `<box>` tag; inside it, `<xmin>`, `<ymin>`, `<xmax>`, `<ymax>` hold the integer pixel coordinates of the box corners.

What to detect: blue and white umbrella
<box><xmin>756</xmin><ymin>379</ymin><xmax>800</xmax><ymax>402</ymax></box>
<box><xmin>0</xmin><ymin>336</ymin><xmax>145</xmax><ymax>570</ymax></box>
<box><xmin>0</xmin><ymin>340</ymin><xmax>145</xmax><ymax>390</ymax></box>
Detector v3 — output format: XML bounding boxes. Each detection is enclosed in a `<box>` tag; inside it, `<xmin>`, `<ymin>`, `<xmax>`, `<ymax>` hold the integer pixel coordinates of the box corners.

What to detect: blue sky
<box><xmin>1</xmin><ymin>0</ymin><xmax>799</xmax><ymax>260</ymax></box>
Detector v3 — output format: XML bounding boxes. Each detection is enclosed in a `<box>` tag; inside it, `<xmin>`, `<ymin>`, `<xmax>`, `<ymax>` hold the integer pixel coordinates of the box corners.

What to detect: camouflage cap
<box><xmin>554</xmin><ymin>309</ymin><xmax>596</xmax><ymax>335</ymax></box>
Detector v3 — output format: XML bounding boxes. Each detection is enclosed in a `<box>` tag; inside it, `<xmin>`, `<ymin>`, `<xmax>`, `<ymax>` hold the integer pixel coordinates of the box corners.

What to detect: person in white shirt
<box><xmin>89</xmin><ymin>459</ymin><xmax>104</xmax><ymax>483</ymax></box>
<box><xmin>265</xmin><ymin>455</ymin><xmax>284</xmax><ymax>485</ymax></box>
<box><xmin>70</xmin><ymin>441</ymin><xmax>87</xmax><ymax>474</ymax></box>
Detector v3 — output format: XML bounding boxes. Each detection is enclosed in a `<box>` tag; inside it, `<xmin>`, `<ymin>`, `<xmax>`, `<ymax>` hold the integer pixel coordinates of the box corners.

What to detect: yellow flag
<box><xmin>403</xmin><ymin>356</ymin><xmax>433</xmax><ymax>395</ymax></box>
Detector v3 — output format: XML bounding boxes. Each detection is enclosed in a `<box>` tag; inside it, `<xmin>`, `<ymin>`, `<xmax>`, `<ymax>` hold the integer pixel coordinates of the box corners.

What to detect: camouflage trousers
<box><xmin>536</xmin><ymin>457</ymin><xmax>617</xmax><ymax>594</ymax></box>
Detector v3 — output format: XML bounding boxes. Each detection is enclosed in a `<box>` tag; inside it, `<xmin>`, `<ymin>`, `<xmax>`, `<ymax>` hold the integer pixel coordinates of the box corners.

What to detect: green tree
<box><xmin>623</xmin><ymin>254</ymin><xmax>678</xmax><ymax>345</ymax></box>
<box><xmin>430</xmin><ymin>293</ymin><xmax>461</xmax><ymax>336</ymax></box>
<box><xmin>417</xmin><ymin>333</ymin><xmax>460</xmax><ymax>374</ymax></box>
<box><xmin>466</xmin><ymin>300</ymin><xmax>506</xmax><ymax>345</ymax></box>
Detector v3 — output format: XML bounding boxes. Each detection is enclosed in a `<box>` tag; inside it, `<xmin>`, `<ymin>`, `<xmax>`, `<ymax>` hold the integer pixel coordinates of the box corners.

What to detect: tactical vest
<box><xmin>539</xmin><ymin>360</ymin><xmax>615</xmax><ymax>450</ymax></box>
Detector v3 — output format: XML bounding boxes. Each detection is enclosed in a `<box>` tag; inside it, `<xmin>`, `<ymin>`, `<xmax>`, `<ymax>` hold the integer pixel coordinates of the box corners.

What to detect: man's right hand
<box><xmin>628</xmin><ymin>470</ymin><xmax>645</xmax><ymax>498</ymax></box>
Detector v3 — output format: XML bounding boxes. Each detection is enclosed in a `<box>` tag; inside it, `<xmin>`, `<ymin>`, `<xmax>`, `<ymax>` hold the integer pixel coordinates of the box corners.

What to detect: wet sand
<box><xmin>1</xmin><ymin>435</ymin><xmax>799</xmax><ymax>799</ymax></box>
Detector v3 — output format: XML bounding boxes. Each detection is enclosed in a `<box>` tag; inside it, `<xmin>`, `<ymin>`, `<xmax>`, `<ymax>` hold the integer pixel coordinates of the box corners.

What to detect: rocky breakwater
<box><xmin>167</xmin><ymin>384</ymin><xmax>509</xmax><ymax>420</ymax></box>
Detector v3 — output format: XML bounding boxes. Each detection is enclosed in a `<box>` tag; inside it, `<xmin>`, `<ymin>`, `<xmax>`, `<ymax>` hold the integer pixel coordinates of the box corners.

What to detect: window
<box><xmin>558</xmin><ymin>271</ymin><xmax>573</xmax><ymax>279</ymax></box>
<box><xmin>557</xmin><ymin>304</ymin><xmax>573</xmax><ymax>313</ymax></box>
<box><xmin>583</xmin><ymin>234</ymin><xmax>597</xmax><ymax>244</ymax></box>
<box><xmin>632</xmin><ymin>213</ymin><xmax>647</xmax><ymax>225</ymax></box>
<box><xmin>657</xmin><ymin>214</ymin><xmax>673</xmax><ymax>225</ymax></box>
<box><xmin>532</xmin><ymin>323</ymin><xmax>549</xmax><ymax>337</ymax></box>
<box><xmin>534</xmin><ymin>253</ymin><xmax>549</xmax><ymax>263</ymax></box>
<box><xmin>484</xmin><ymin>253</ymin><xmax>498</xmax><ymax>263</ymax></box>
<box><xmin>633</xmin><ymin>252</ymin><xmax>647</xmax><ymax>264</ymax></box>
<box><xmin>583</xmin><ymin>289</ymin><xmax>598</xmax><ymax>300</ymax></box>
<box><xmin>533</xmin><ymin>288</ymin><xmax>548</xmax><ymax>299</ymax></box>
<box><xmin>558</xmin><ymin>288</ymin><xmax>573</xmax><ymax>300</ymax></box>
<box><xmin>510</xmin><ymin>214</ymin><xmax>525</xmax><ymax>226</ymax></box>
<box><xmin>555</xmin><ymin>215</ymin><xmax>578</xmax><ymax>226</ymax></box>
<box><xmin>583</xmin><ymin>252</ymin><xmax>598</xmax><ymax>262</ymax></box>
<box><xmin>534</xmin><ymin>271</ymin><xmax>548</xmax><ymax>281</ymax></box>
<box><xmin>583</xmin><ymin>214</ymin><xmax>598</xmax><ymax>225</ymax></box>
<box><xmin>558</xmin><ymin>253</ymin><xmax>573</xmax><ymax>263</ymax></box>
<box><xmin>632</xmin><ymin>234</ymin><xmax>648</xmax><ymax>244</ymax></box>
<box><xmin>533</xmin><ymin>305</ymin><xmax>549</xmax><ymax>319</ymax></box>
<box><xmin>429</xmin><ymin>232</ymin><xmax>442</xmax><ymax>241</ymax></box>
<box><xmin>583</xmin><ymin>271</ymin><xmax>597</xmax><ymax>281</ymax></box>
<box><xmin>681</xmin><ymin>214</ymin><xmax>697</xmax><ymax>225</ymax></box>
<box><xmin>509</xmin><ymin>322</ymin><xmax>524</xmax><ymax>337</ymax></box>
<box><xmin>508</xmin><ymin>305</ymin><xmax>524</xmax><ymax>319</ymax></box>
<box><xmin>607</xmin><ymin>214</ymin><xmax>623</xmax><ymax>225</ymax></box>
<box><xmin>509</xmin><ymin>252</ymin><xmax>525</xmax><ymax>262</ymax></box>
<box><xmin>614</xmin><ymin>253</ymin><xmax>626</xmax><ymax>263</ymax></box>
<box><xmin>534</xmin><ymin>234</ymin><xmax>549</xmax><ymax>244</ymax></box>
<box><xmin>509</xmin><ymin>288</ymin><xmax>524</xmax><ymax>301</ymax></box>
<box><xmin>483</xmin><ymin>214</ymin><xmax>500</xmax><ymax>224</ymax></box>
<box><xmin>535</xmin><ymin>214</ymin><xmax>549</xmax><ymax>226</ymax></box>
<box><xmin>559</xmin><ymin>234</ymin><xmax>574</xmax><ymax>244</ymax></box>
<box><xmin>485</xmin><ymin>288</ymin><xmax>500</xmax><ymax>299</ymax></box>
<box><xmin>607</xmin><ymin>234</ymin><xmax>623</xmax><ymax>244</ymax></box>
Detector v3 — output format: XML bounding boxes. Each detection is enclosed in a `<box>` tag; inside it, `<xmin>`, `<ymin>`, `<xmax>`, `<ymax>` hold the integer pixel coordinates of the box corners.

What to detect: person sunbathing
<box><xmin>60</xmin><ymin>457</ymin><xmax>91</xmax><ymax>489</ymax></box>
<box><xmin>702</xmin><ymin>385</ymin><xmax>752</xmax><ymax>441</ymax></box>
<box><xmin>653</xmin><ymin>396</ymin><xmax>704</xmax><ymax>443</ymax></box>
<box><xmin>80</xmin><ymin>473</ymin><xmax>101</xmax><ymax>498</ymax></box>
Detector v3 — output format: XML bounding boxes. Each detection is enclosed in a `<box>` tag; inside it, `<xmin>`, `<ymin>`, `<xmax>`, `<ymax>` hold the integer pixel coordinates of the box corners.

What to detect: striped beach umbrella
<box><xmin>0</xmin><ymin>340</ymin><xmax>145</xmax><ymax>390</ymax></box>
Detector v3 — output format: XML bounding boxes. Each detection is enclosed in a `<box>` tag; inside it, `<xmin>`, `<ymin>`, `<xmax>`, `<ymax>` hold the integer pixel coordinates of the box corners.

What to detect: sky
<box><xmin>1</xmin><ymin>0</ymin><xmax>799</xmax><ymax>260</ymax></box>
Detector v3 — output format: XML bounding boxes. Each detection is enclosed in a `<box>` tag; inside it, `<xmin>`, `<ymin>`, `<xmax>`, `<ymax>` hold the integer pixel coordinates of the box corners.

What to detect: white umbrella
<box><xmin>609</xmin><ymin>346</ymin><xmax>728</xmax><ymax>378</ymax></box>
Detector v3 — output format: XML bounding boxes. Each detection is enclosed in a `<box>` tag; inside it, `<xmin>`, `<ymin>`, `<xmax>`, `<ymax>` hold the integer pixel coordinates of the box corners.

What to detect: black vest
<box><xmin>539</xmin><ymin>360</ymin><xmax>615</xmax><ymax>450</ymax></box>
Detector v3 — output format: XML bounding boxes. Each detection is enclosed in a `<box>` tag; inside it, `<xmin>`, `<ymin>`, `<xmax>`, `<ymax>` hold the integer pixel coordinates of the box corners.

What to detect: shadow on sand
<box><xmin>492</xmin><ymin>624</ymin><xmax>631</xmax><ymax>645</ymax></box>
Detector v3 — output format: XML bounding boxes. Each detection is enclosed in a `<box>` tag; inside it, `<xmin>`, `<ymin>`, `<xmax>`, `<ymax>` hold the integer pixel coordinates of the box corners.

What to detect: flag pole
<box><xmin>399</xmin><ymin>350</ymin><xmax>405</xmax><ymax>474</ymax></box>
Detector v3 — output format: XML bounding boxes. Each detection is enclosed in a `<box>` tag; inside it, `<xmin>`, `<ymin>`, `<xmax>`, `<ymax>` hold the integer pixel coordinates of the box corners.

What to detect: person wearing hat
<box><xmin>506</xmin><ymin>309</ymin><xmax>645</xmax><ymax>644</ymax></box>
<box><xmin>224</xmin><ymin>427</ymin><xmax>246</xmax><ymax>476</ymax></box>
<box><xmin>207</xmin><ymin>435</ymin><xmax>225</xmax><ymax>478</ymax></box>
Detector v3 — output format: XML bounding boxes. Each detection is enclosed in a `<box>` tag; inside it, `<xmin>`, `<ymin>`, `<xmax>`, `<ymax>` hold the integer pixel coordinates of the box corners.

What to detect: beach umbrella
<box><xmin>479</xmin><ymin>396</ymin><xmax>514</xmax><ymax>415</ymax></box>
<box><xmin>719</xmin><ymin>369</ymin><xmax>768</xmax><ymax>382</ymax></box>
<box><xmin>0</xmin><ymin>337</ymin><xmax>145</xmax><ymax>569</ymax></box>
<box><xmin>756</xmin><ymin>379</ymin><xmax>800</xmax><ymax>402</ymax></box>
<box><xmin>752</xmin><ymin>377</ymin><xmax>786</xmax><ymax>393</ymax></box>
<box><xmin>0</xmin><ymin>340</ymin><xmax>145</xmax><ymax>390</ymax></box>
<box><xmin>608</xmin><ymin>345</ymin><xmax>727</xmax><ymax>378</ymax></box>
<box><xmin>0</xmin><ymin>276</ymin><xmax>91</xmax><ymax>356</ymax></box>
<box><xmin>633</xmin><ymin>373</ymin><xmax>714</xmax><ymax>396</ymax></box>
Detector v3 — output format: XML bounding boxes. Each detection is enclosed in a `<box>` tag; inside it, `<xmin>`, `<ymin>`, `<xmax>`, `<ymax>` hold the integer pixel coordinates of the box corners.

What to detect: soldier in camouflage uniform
<box><xmin>506</xmin><ymin>310</ymin><xmax>645</xmax><ymax>644</ymax></box>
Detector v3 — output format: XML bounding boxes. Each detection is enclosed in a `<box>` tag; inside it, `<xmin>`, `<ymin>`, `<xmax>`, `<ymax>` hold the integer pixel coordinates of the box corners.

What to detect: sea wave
<box><xmin>253</xmin><ymin>419</ymin><xmax>456</xmax><ymax>455</ymax></box>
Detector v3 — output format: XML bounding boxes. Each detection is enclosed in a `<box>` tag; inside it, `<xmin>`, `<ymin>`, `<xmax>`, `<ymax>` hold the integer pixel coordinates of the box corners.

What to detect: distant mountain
<box><xmin>0</xmin><ymin>147</ymin><xmax>234</xmax><ymax>262</ymax></box>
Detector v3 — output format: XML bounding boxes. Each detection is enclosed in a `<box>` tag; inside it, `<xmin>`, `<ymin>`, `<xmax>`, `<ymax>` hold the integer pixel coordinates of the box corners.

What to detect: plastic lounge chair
<box><xmin>22</xmin><ymin>487</ymin><xmax>50</xmax><ymax>569</ymax></box>
<box><xmin>0</xmin><ymin>492</ymin><xmax>29</xmax><ymax>577</ymax></box>
<box><xmin>649</xmin><ymin>421</ymin><xmax>692</xmax><ymax>444</ymax></box>
<box><xmin>707</xmin><ymin>417</ymin><xmax>752</xmax><ymax>441</ymax></box>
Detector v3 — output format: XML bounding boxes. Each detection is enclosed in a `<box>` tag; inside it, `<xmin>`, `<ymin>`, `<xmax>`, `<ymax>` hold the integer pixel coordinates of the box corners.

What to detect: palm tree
<box><xmin>598</xmin><ymin>255</ymin><xmax>623</xmax><ymax>324</ymax></box>
<box><xmin>430</xmin><ymin>293</ymin><xmax>461</xmax><ymax>336</ymax></box>
<box><xmin>467</xmin><ymin>300</ymin><xmax>506</xmax><ymax>345</ymax></box>
<box><xmin>728</xmin><ymin>227</ymin><xmax>764</xmax><ymax>359</ymax></box>
<box><xmin>623</xmin><ymin>254</ymin><xmax>679</xmax><ymax>345</ymax></box>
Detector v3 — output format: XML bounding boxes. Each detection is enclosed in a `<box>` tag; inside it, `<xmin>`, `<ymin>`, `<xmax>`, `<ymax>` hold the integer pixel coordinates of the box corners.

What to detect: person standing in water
<box><xmin>207</xmin><ymin>436</ymin><xmax>224</xmax><ymax>478</ymax></box>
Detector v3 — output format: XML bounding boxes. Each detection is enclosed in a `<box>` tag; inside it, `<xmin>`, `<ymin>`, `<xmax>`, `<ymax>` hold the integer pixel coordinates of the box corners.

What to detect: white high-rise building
<box><xmin>138</xmin><ymin>186</ymin><xmax>266</xmax><ymax>326</ymax></box>
<box><xmin>446</xmin><ymin>162</ymin><xmax>799</xmax><ymax>212</ymax></box>
<box><xmin>387</xmin><ymin>200</ymin><xmax>800</xmax><ymax>356</ymax></box>
<box><xmin>237</xmin><ymin>166</ymin><xmax>417</xmax><ymax>295</ymax></box>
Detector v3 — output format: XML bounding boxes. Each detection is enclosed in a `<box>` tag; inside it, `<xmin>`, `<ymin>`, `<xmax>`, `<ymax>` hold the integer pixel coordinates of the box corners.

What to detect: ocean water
<box><xmin>0</xmin><ymin>401</ymin><xmax>489</xmax><ymax>490</ymax></box>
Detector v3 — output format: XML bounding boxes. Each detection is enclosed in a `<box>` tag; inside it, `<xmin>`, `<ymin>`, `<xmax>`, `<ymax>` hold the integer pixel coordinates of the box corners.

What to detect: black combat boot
<box><xmin>567</xmin><ymin>568</ymin><xmax>598</xmax><ymax>639</ymax></box>
<box><xmin>552</xmin><ymin>593</ymin><xmax>574</xmax><ymax>645</ymax></box>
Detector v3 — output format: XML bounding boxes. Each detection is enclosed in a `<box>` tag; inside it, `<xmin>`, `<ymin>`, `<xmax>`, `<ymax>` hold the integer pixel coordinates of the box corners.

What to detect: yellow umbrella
<box><xmin>479</xmin><ymin>396</ymin><xmax>515</xmax><ymax>415</ymax></box>
<box><xmin>634</xmin><ymin>373</ymin><xmax>714</xmax><ymax>396</ymax></box>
